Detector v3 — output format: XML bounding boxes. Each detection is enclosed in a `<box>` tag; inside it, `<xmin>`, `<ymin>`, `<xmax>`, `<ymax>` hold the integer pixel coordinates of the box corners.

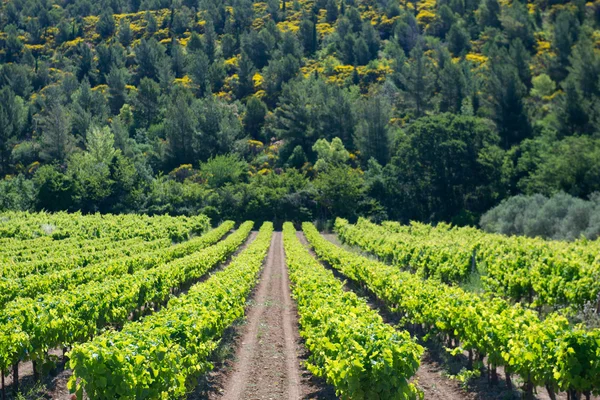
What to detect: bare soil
<box><xmin>205</xmin><ymin>231</ymin><xmax>335</xmax><ymax>400</ymax></box>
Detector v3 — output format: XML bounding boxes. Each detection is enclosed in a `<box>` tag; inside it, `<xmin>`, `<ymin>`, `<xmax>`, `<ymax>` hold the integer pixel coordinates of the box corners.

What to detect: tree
<box><xmin>97</xmin><ymin>8</ymin><xmax>116</xmax><ymax>39</ymax></box>
<box><xmin>313</xmin><ymin>137</ymin><xmax>350</xmax><ymax>171</ymax></box>
<box><xmin>243</xmin><ymin>96</ymin><xmax>268</xmax><ymax>140</ymax></box>
<box><xmin>40</xmin><ymin>105</ymin><xmax>75</xmax><ymax>163</ymax></box>
<box><xmin>170</xmin><ymin>41</ymin><xmax>187</xmax><ymax>79</ymax></box>
<box><xmin>517</xmin><ymin>136</ymin><xmax>600</xmax><ymax>197</ymax></box>
<box><xmin>195</xmin><ymin>96</ymin><xmax>244</xmax><ymax>159</ymax></box>
<box><xmin>403</xmin><ymin>41</ymin><xmax>434</xmax><ymax>117</ymax></box>
<box><xmin>145</xmin><ymin>11</ymin><xmax>158</xmax><ymax>36</ymax></box>
<box><xmin>164</xmin><ymin>87</ymin><xmax>198</xmax><ymax>166</ymax></box>
<box><xmin>447</xmin><ymin>22</ymin><xmax>470</xmax><ymax>56</ymax></box>
<box><xmin>484</xmin><ymin>47</ymin><xmax>531</xmax><ymax>148</ymax></box>
<box><xmin>188</xmin><ymin>48</ymin><xmax>210</xmax><ymax>95</ymax></box>
<box><xmin>236</xmin><ymin>51</ymin><xmax>255</xmax><ymax>99</ymax></box>
<box><xmin>86</xmin><ymin>125</ymin><xmax>118</xmax><ymax>164</ymax></box>
<box><xmin>394</xmin><ymin>13</ymin><xmax>419</xmax><ymax>54</ymax></box>
<box><xmin>107</xmin><ymin>67</ymin><xmax>129</xmax><ymax>115</ymax></box>
<box><xmin>326</xmin><ymin>0</ymin><xmax>338</xmax><ymax>22</ymax></box>
<box><xmin>551</xmin><ymin>10</ymin><xmax>580</xmax><ymax>80</ymax></box>
<box><xmin>299</xmin><ymin>17</ymin><xmax>317</xmax><ymax>55</ymax></box>
<box><xmin>354</xmin><ymin>96</ymin><xmax>392</xmax><ymax>166</ymax></box>
<box><xmin>477</xmin><ymin>0</ymin><xmax>501</xmax><ymax>29</ymax></box>
<box><xmin>0</xmin><ymin>88</ymin><xmax>24</xmax><ymax>175</ymax></box>
<box><xmin>437</xmin><ymin>60</ymin><xmax>468</xmax><ymax>113</ymax></box>
<box><xmin>77</xmin><ymin>42</ymin><xmax>97</xmax><ymax>83</ymax></box>
<box><xmin>135</xmin><ymin>38</ymin><xmax>164</xmax><ymax>81</ymax></box>
<box><xmin>203</xmin><ymin>20</ymin><xmax>217</xmax><ymax>62</ymax></box>
<box><xmin>387</xmin><ymin>113</ymin><xmax>504</xmax><ymax>222</ymax></box>
<box><xmin>314</xmin><ymin>165</ymin><xmax>364</xmax><ymax>219</ymax></box>
<box><xmin>200</xmin><ymin>154</ymin><xmax>247</xmax><ymax>187</ymax></box>
<box><xmin>133</xmin><ymin>77</ymin><xmax>161</xmax><ymax>129</ymax></box>
<box><xmin>118</xmin><ymin>18</ymin><xmax>133</xmax><ymax>47</ymax></box>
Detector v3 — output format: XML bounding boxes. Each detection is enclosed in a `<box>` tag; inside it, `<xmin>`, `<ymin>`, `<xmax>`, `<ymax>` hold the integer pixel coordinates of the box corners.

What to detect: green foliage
<box><xmin>285</xmin><ymin>222</ymin><xmax>423</xmax><ymax>399</ymax></box>
<box><xmin>199</xmin><ymin>154</ymin><xmax>247</xmax><ymax>187</ymax></box>
<box><xmin>481</xmin><ymin>192</ymin><xmax>600</xmax><ymax>240</ymax></box>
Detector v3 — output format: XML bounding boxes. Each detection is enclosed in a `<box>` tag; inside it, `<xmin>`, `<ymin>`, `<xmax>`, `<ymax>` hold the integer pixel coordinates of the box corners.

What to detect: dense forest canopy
<box><xmin>0</xmin><ymin>0</ymin><xmax>599</xmax><ymax>228</ymax></box>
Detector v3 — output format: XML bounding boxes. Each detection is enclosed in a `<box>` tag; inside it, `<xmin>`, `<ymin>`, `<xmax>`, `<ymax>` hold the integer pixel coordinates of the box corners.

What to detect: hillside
<box><xmin>0</xmin><ymin>0</ymin><xmax>599</xmax><ymax>226</ymax></box>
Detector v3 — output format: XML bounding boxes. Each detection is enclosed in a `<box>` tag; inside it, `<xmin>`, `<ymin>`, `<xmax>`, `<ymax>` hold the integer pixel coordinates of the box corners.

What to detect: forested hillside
<box><xmin>0</xmin><ymin>0</ymin><xmax>599</xmax><ymax>225</ymax></box>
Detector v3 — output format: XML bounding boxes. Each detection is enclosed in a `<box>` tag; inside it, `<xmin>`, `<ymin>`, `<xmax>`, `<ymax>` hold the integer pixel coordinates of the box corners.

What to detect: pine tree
<box><xmin>107</xmin><ymin>67</ymin><xmax>128</xmax><ymax>115</ymax></box>
<box><xmin>477</xmin><ymin>0</ymin><xmax>500</xmax><ymax>28</ymax></box>
<box><xmin>326</xmin><ymin>0</ymin><xmax>339</xmax><ymax>22</ymax></box>
<box><xmin>403</xmin><ymin>42</ymin><xmax>434</xmax><ymax>117</ymax></box>
<box><xmin>40</xmin><ymin>105</ymin><xmax>75</xmax><ymax>163</ymax></box>
<box><xmin>236</xmin><ymin>50</ymin><xmax>255</xmax><ymax>99</ymax></box>
<box><xmin>97</xmin><ymin>8</ymin><xmax>116</xmax><ymax>39</ymax></box>
<box><xmin>354</xmin><ymin>96</ymin><xmax>392</xmax><ymax>166</ymax></box>
<box><xmin>244</xmin><ymin>96</ymin><xmax>268</xmax><ymax>139</ymax></box>
<box><xmin>203</xmin><ymin>20</ymin><xmax>217</xmax><ymax>62</ymax></box>
<box><xmin>133</xmin><ymin>77</ymin><xmax>161</xmax><ymax>129</ymax></box>
<box><xmin>118</xmin><ymin>19</ymin><xmax>133</xmax><ymax>47</ymax></box>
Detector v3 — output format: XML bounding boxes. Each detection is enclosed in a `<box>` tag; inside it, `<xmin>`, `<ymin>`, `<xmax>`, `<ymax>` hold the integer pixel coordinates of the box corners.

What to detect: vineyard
<box><xmin>0</xmin><ymin>212</ymin><xmax>599</xmax><ymax>400</ymax></box>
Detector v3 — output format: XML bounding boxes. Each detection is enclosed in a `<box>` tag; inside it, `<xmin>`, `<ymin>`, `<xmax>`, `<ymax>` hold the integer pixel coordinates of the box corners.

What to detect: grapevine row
<box><xmin>338</xmin><ymin>218</ymin><xmax>600</xmax><ymax>308</ymax></box>
<box><xmin>304</xmin><ymin>221</ymin><xmax>600</xmax><ymax>398</ymax></box>
<box><xmin>0</xmin><ymin>221</ymin><xmax>253</xmax><ymax>375</ymax></box>
<box><xmin>282</xmin><ymin>223</ymin><xmax>423</xmax><ymax>400</ymax></box>
<box><xmin>0</xmin><ymin>211</ymin><xmax>209</xmax><ymax>241</ymax></box>
<box><xmin>0</xmin><ymin>237</ymin><xmax>171</xmax><ymax>278</ymax></box>
<box><xmin>0</xmin><ymin>221</ymin><xmax>234</xmax><ymax>308</ymax></box>
<box><xmin>68</xmin><ymin>222</ymin><xmax>273</xmax><ymax>399</ymax></box>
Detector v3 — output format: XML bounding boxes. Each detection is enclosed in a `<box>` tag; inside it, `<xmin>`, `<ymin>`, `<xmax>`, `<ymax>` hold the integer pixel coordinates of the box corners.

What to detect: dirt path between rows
<box><xmin>208</xmin><ymin>231</ymin><xmax>335</xmax><ymax>400</ymax></box>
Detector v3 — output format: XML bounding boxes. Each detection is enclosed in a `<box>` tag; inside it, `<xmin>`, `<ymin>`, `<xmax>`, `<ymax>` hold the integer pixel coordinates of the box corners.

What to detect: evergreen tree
<box><xmin>118</xmin><ymin>18</ymin><xmax>133</xmax><ymax>47</ymax></box>
<box><xmin>437</xmin><ymin>60</ymin><xmax>467</xmax><ymax>113</ymax></box>
<box><xmin>551</xmin><ymin>10</ymin><xmax>580</xmax><ymax>80</ymax></box>
<box><xmin>447</xmin><ymin>22</ymin><xmax>470</xmax><ymax>56</ymax></box>
<box><xmin>299</xmin><ymin>17</ymin><xmax>317</xmax><ymax>55</ymax></box>
<box><xmin>354</xmin><ymin>96</ymin><xmax>392</xmax><ymax>166</ymax></box>
<box><xmin>558</xmin><ymin>78</ymin><xmax>589</xmax><ymax>135</ymax></box>
<box><xmin>133</xmin><ymin>77</ymin><xmax>161</xmax><ymax>129</ymax></box>
<box><xmin>189</xmin><ymin>48</ymin><xmax>210</xmax><ymax>95</ymax></box>
<box><xmin>236</xmin><ymin>50</ymin><xmax>255</xmax><ymax>99</ymax></box>
<box><xmin>145</xmin><ymin>11</ymin><xmax>158</xmax><ymax>36</ymax></box>
<box><xmin>477</xmin><ymin>0</ymin><xmax>501</xmax><ymax>29</ymax></box>
<box><xmin>170</xmin><ymin>40</ymin><xmax>187</xmax><ymax>78</ymax></box>
<box><xmin>135</xmin><ymin>38</ymin><xmax>164</xmax><ymax>81</ymax></box>
<box><xmin>203</xmin><ymin>20</ymin><xmax>217</xmax><ymax>62</ymax></box>
<box><xmin>97</xmin><ymin>8</ymin><xmax>116</xmax><ymax>39</ymax></box>
<box><xmin>40</xmin><ymin>105</ymin><xmax>75</xmax><ymax>163</ymax></box>
<box><xmin>326</xmin><ymin>0</ymin><xmax>339</xmax><ymax>22</ymax></box>
<box><xmin>165</xmin><ymin>87</ymin><xmax>198</xmax><ymax>166</ymax></box>
<box><xmin>107</xmin><ymin>67</ymin><xmax>129</xmax><ymax>115</ymax></box>
<box><xmin>244</xmin><ymin>96</ymin><xmax>268</xmax><ymax>140</ymax></box>
<box><xmin>403</xmin><ymin>42</ymin><xmax>434</xmax><ymax>117</ymax></box>
<box><xmin>485</xmin><ymin>48</ymin><xmax>530</xmax><ymax>148</ymax></box>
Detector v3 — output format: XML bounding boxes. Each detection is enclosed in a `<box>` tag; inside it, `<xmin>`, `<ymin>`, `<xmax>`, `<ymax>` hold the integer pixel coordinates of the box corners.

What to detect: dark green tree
<box><xmin>97</xmin><ymin>8</ymin><xmax>116</xmax><ymax>39</ymax></box>
<box><xmin>107</xmin><ymin>67</ymin><xmax>129</xmax><ymax>115</ymax></box>
<box><xmin>354</xmin><ymin>95</ymin><xmax>392</xmax><ymax>166</ymax></box>
<box><xmin>133</xmin><ymin>77</ymin><xmax>161</xmax><ymax>129</ymax></box>
<box><xmin>244</xmin><ymin>96</ymin><xmax>268</xmax><ymax>140</ymax></box>
<box><xmin>40</xmin><ymin>104</ymin><xmax>75</xmax><ymax>163</ymax></box>
<box><xmin>236</xmin><ymin>50</ymin><xmax>256</xmax><ymax>99</ymax></box>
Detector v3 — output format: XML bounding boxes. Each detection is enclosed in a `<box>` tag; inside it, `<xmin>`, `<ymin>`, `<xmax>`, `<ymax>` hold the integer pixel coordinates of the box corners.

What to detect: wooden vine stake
<box><xmin>12</xmin><ymin>363</ymin><xmax>18</xmax><ymax>395</ymax></box>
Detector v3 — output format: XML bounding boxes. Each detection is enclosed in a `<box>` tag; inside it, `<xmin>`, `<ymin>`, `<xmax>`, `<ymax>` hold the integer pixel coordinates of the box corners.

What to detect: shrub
<box><xmin>480</xmin><ymin>192</ymin><xmax>600</xmax><ymax>240</ymax></box>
